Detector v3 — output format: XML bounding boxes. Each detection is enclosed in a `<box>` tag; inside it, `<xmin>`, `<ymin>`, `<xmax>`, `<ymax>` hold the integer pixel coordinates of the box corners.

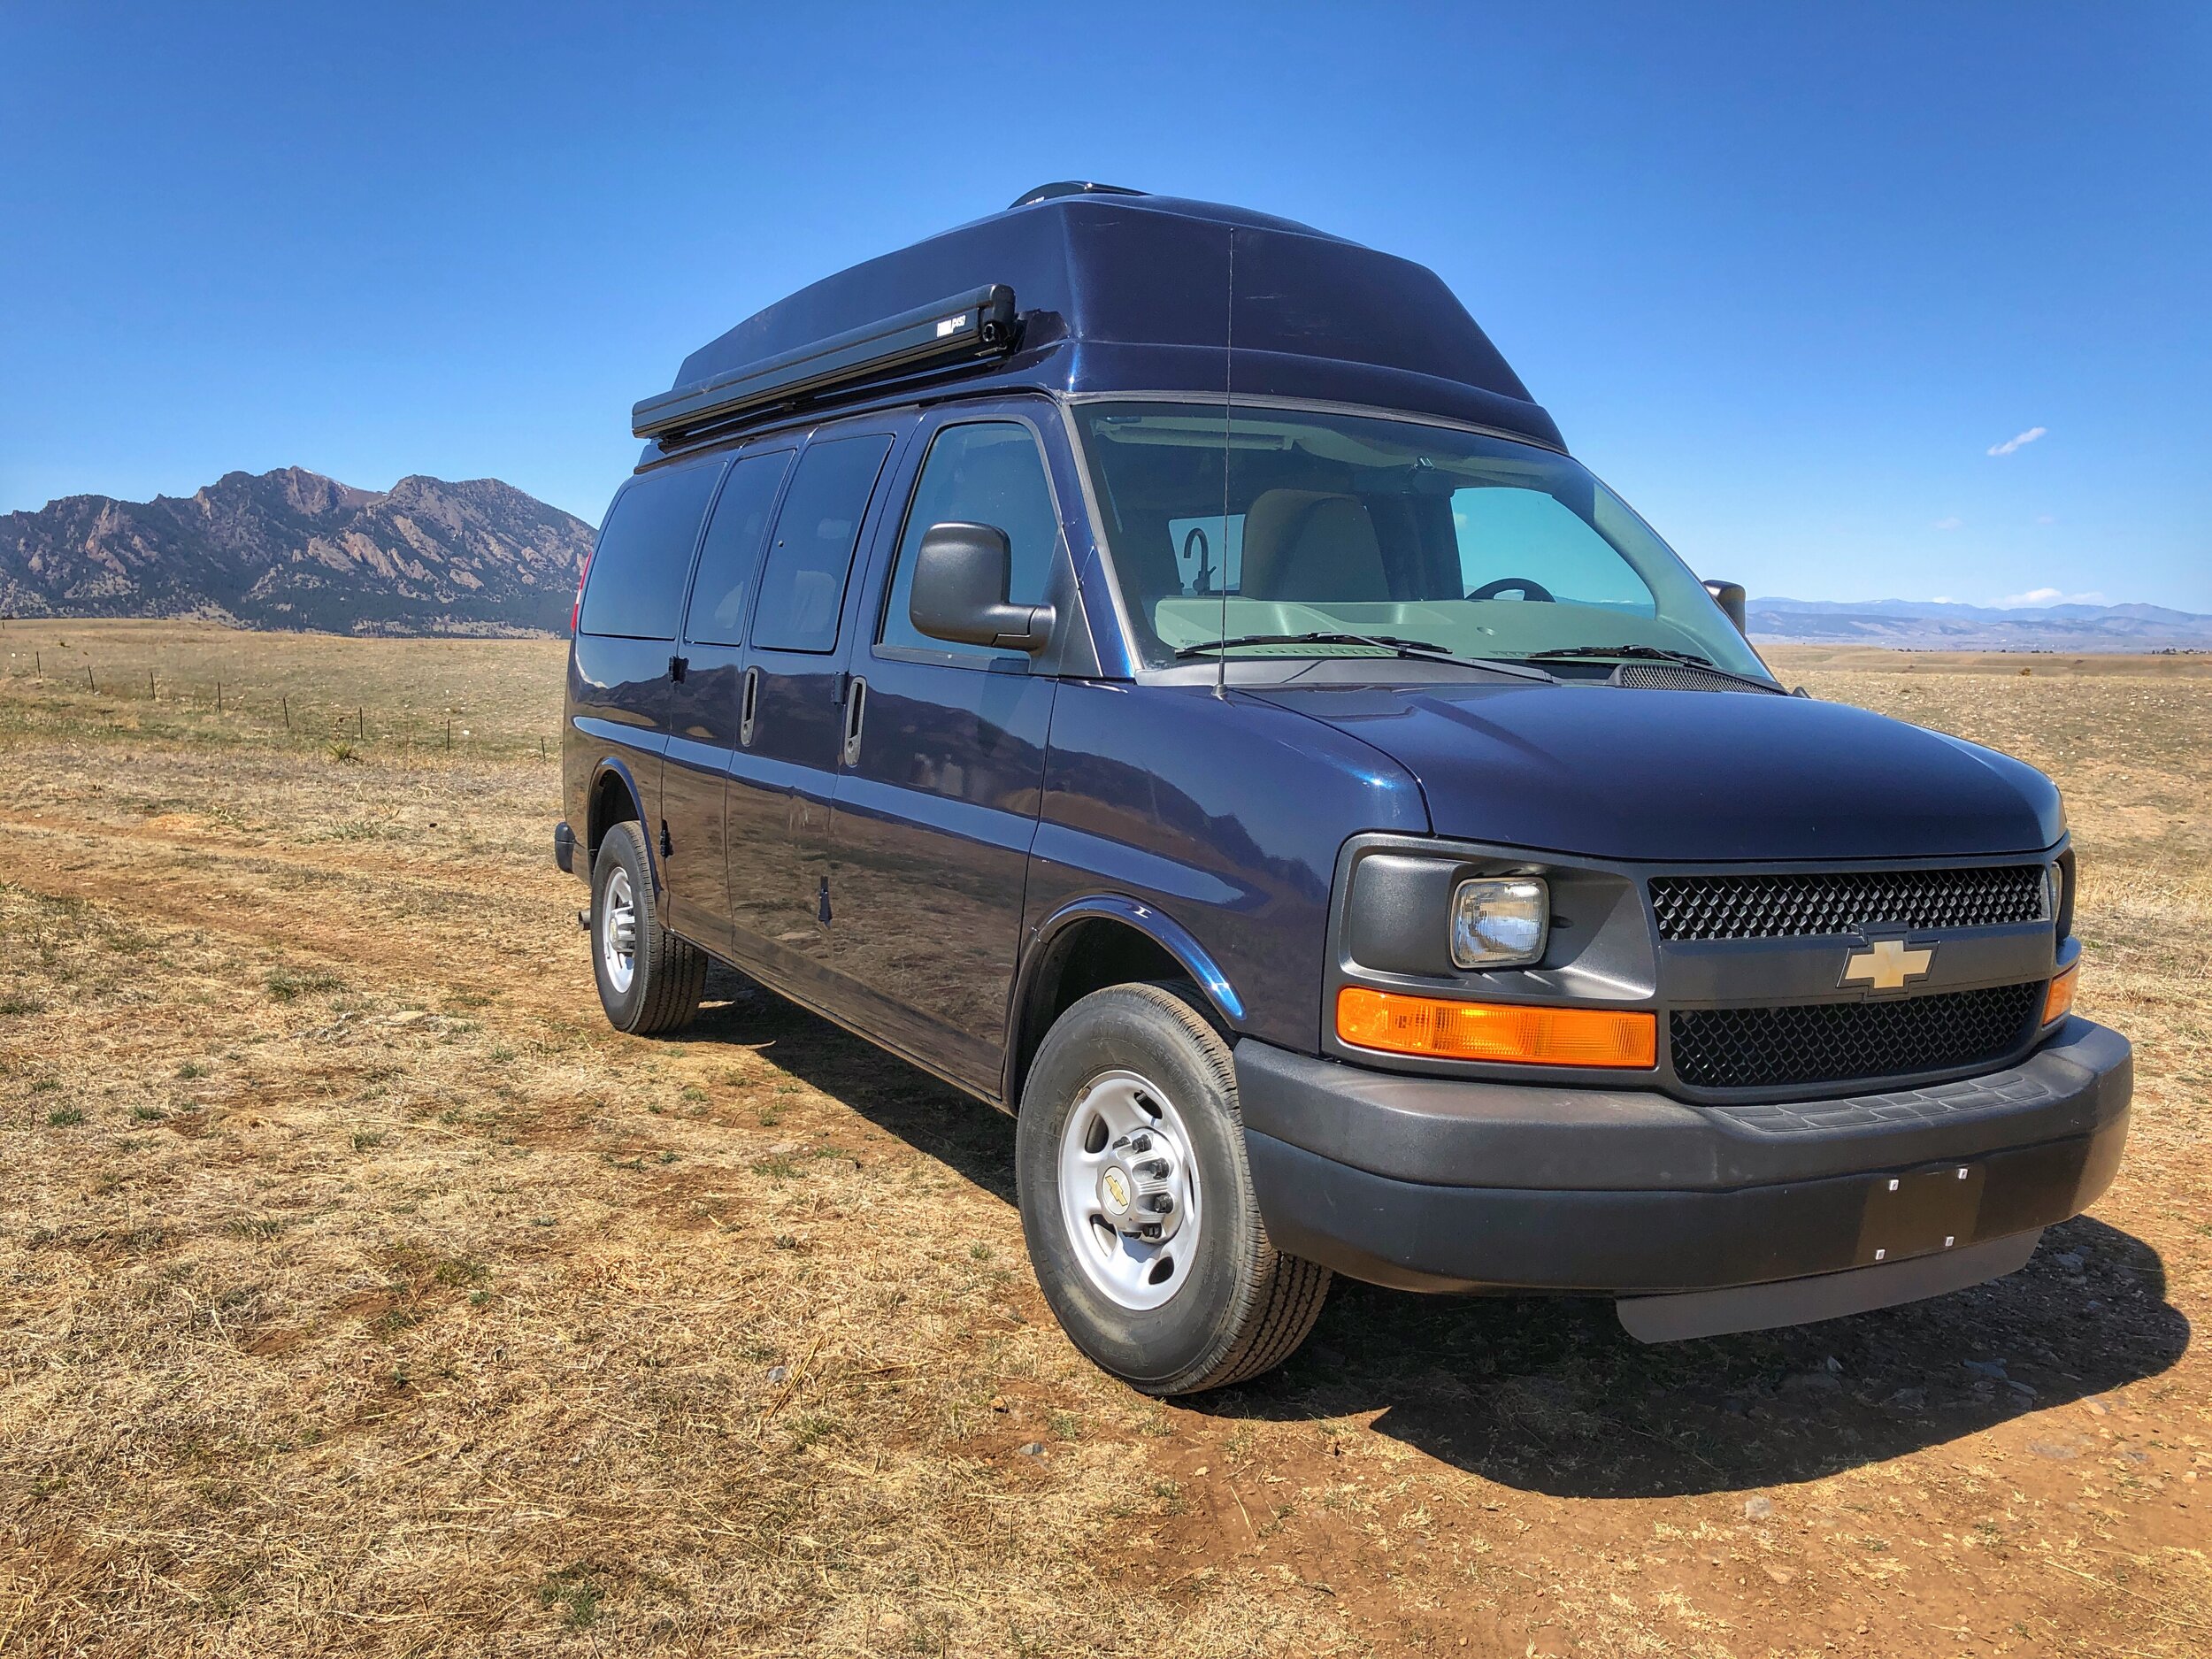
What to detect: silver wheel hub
<box><xmin>601</xmin><ymin>866</ymin><xmax>637</xmax><ymax>995</ymax></box>
<box><xmin>1057</xmin><ymin>1069</ymin><xmax>1202</xmax><ymax>1311</ymax></box>
<box><xmin>1097</xmin><ymin>1127</ymin><xmax>1185</xmax><ymax>1243</ymax></box>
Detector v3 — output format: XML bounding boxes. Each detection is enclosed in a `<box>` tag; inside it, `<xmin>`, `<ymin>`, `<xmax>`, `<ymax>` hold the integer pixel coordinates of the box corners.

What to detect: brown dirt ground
<box><xmin>0</xmin><ymin>621</ymin><xmax>2204</xmax><ymax>1656</ymax></box>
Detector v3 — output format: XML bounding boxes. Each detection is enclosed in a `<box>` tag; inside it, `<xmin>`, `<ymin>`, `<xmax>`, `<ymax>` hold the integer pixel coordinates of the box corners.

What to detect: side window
<box><xmin>879</xmin><ymin>421</ymin><xmax>1061</xmax><ymax>658</ymax></box>
<box><xmin>751</xmin><ymin>434</ymin><xmax>895</xmax><ymax>653</ymax></box>
<box><xmin>1450</xmin><ymin>487</ymin><xmax>1656</xmax><ymax>613</ymax></box>
<box><xmin>578</xmin><ymin>462</ymin><xmax>723</xmax><ymax>640</ymax></box>
<box><xmin>684</xmin><ymin>449</ymin><xmax>793</xmax><ymax>645</ymax></box>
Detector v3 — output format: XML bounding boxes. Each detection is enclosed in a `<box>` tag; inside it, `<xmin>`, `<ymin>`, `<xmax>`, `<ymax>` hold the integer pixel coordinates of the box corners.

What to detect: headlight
<box><xmin>1450</xmin><ymin>877</ymin><xmax>1549</xmax><ymax>969</ymax></box>
<box><xmin>2043</xmin><ymin>864</ymin><xmax>2062</xmax><ymax>923</ymax></box>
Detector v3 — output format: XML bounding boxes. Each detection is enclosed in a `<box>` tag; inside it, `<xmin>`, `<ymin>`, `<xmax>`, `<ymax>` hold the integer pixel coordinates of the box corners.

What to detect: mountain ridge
<box><xmin>0</xmin><ymin>466</ymin><xmax>594</xmax><ymax>635</ymax></box>
<box><xmin>1749</xmin><ymin>595</ymin><xmax>2212</xmax><ymax>652</ymax></box>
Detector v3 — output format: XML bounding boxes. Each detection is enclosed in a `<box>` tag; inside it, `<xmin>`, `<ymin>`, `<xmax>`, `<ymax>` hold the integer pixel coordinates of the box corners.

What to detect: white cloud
<box><xmin>1987</xmin><ymin>426</ymin><xmax>2047</xmax><ymax>457</ymax></box>
<box><xmin>1932</xmin><ymin>515</ymin><xmax>1964</xmax><ymax>530</ymax></box>
<box><xmin>1997</xmin><ymin>587</ymin><xmax>2108</xmax><ymax>609</ymax></box>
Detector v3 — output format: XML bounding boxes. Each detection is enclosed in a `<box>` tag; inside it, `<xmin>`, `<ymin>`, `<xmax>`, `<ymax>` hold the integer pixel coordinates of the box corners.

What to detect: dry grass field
<box><xmin>1</xmin><ymin>621</ymin><xmax>2205</xmax><ymax>1657</ymax></box>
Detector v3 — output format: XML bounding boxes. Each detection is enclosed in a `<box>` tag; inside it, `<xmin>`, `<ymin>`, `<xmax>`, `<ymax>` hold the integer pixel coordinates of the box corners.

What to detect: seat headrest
<box><xmin>1240</xmin><ymin>489</ymin><xmax>1390</xmax><ymax>602</ymax></box>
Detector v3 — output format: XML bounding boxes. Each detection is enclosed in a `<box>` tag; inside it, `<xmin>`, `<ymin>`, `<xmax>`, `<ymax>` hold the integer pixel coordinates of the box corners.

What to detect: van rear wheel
<box><xmin>589</xmin><ymin>820</ymin><xmax>706</xmax><ymax>1034</ymax></box>
<box><xmin>1016</xmin><ymin>981</ymin><xmax>1330</xmax><ymax>1394</ymax></box>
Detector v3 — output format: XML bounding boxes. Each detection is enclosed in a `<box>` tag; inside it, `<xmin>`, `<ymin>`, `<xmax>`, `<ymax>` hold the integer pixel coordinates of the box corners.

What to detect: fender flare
<box><xmin>586</xmin><ymin>756</ymin><xmax>663</xmax><ymax>895</ymax></box>
<box><xmin>1004</xmin><ymin>894</ymin><xmax>1248</xmax><ymax>1105</ymax></box>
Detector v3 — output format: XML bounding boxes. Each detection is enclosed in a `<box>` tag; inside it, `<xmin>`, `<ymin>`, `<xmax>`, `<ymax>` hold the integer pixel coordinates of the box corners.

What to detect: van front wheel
<box><xmin>589</xmin><ymin>819</ymin><xmax>706</xmax><ymax>1034</ymax></box>
<box><xmin>1016</xmin><ymin>982</ymin><xmax>1330</xmax><ymax>1394</ymax></box>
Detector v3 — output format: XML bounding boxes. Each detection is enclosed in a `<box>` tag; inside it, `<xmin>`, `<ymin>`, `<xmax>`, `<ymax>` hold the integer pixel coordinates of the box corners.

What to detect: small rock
<box><xmin>988</xmin><ymin>1395</ymin><xmax>1009</xmax><ymax>1413</ymax></box>
<box><xmin>2029</xmin><ymin>1440</ymin><xmax>2078</xmax><ymax>1461</ymax></box>
<box><xmin>767</xmin><ymin>1141</ymin><xmax>798</xmax><ymax>1156</ymax></box>
<box><xmin>2083</xmin><ymin>1396</ymin><xmax>2110</xmax><ymax>1417</ymax></box>
<box><xmin>1886</xmin><ymin>1386</ymin><xmax>1927</xmax><ymax>1410</ymax></box>
<box><xmin>1743</xmin><ymin>1496</ymin><xmax>1774</xmax><ymax>1520</ymax></box>
<box><xmin>1962</xmin><ymin>1358</ymin><xmax>2008</xmax><ymax>1380</ymax></box>
<box><xmin>1762</xmin><ymin>1563</ymin><xmax>1796</xmax><ymax>1585</ymax></box>
<box><xmin>765</xmin><ymin>1365</ymin><xmax>788</xmax><ymax>1386</ymax></box>
<box><xmin>1018</xmin><ymin>1441</ymin><xmax>1047</xmax><ymax>1459</ymax></box>
<box><xmin>1720</xmin><ymin>1395</ymin><xmax>1750</xmax><ymax>1417</ymax></box>
<box><xmin>1192</xmin><ymin>1465</ymin><xmax>1210</xmax><ymax>1476</ymax></box>
<box><xmin>2005</xmin><ymin>1379</ymin><xmax>2039</xmax><ymax>1400</ymax></box>
<box><xmin>1823</xmin><ymin>1356</ymin><xmax>1844</xmax><ymax>1374</ymax></box>
<box><xmin>2053</xmin><ymin>1251</ymin><xmax>2085</xmax><ymax>1272</ymax></box>
<box><xmin>1780</xmin><ymin>1371</ymin><xmax>1842</xmax><ymax>1397</ymax></box>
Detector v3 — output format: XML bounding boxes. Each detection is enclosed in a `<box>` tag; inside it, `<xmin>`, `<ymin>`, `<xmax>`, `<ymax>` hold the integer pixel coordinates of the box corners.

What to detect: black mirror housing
<box><xmin>1701</xmin><ymin>578</ymin><xmax>1748</xmax><ymax>635</ymax></box>
<box><xmin>910</xmin><ymin>522</ymin><xmax>1056</xmax><ymax>653</ymax></box>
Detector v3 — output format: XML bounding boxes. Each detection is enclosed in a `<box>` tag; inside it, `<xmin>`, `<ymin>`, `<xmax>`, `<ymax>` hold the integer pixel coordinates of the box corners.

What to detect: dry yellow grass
<box><xmin>0</xmin><ymin>622</ymin><xmax>2204</xmax><ymax>1656</ymax></box>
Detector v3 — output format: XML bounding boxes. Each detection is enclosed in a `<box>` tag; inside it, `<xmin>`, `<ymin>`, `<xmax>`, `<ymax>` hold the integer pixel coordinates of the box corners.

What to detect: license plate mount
<box><xmin>1855</xmin><ymin>1161</ymin><xmax>1985</xmax><ymax>1268</ymax></box>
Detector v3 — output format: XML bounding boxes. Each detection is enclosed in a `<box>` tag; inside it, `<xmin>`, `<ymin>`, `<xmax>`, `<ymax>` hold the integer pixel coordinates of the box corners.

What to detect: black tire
<box><xmin>588</xmin><ymin>819</ymin><xmax>707</xmax><ymax>1034</ymax></box>
<box><xmin>1016</xmin><ymin>981</ymin><xmax>1331</xmax><ymax>1394</ymax></box>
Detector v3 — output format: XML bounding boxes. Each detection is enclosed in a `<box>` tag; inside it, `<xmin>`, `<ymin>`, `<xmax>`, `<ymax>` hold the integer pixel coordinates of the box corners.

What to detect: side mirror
<box><xmin>1701</xmin><ymin>578</ymin><xmax>1748</xmax><ymax>635</ymax></box>
<box><xmin>910</xmin><ymin>522</ymin><xmax>1056</xmax><ymax>653</ymax></box>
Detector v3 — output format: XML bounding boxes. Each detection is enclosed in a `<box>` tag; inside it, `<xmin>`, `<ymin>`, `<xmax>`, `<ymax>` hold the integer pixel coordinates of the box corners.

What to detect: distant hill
<box><xmin>0</xmin><ymin>467</ymin><xmax>594</xmax><ymax>635</ymax></box>
<box><xmin>1749</xmin><ymin>596</ymin><xmax>2212</xmax><ymax>653</ymax></box>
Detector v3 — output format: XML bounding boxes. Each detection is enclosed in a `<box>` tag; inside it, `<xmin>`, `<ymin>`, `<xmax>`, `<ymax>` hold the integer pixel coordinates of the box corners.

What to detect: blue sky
<box><xmin>4</xmin><ymin>3</ymin><xmax>2206</xmax><ymax>611</ymax></box>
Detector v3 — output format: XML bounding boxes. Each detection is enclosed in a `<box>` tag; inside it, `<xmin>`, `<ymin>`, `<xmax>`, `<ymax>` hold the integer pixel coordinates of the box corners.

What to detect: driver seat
<box><xmin>1239</xmin><ymin>490</ymin><xmax>1392</xmax><ymax>602</ymax></box>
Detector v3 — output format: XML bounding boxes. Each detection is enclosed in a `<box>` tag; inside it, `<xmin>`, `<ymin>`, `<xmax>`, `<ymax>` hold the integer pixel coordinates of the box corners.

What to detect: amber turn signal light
<box><xmin>2042</xmin><ymin>962</ymin><xmax>2079</xmax><ymax>1026</ymax></box>
<box><xmin>1336</xmin><ymin>987</ymin><xmax>1656</xmax><ymax>1068</ymax></box>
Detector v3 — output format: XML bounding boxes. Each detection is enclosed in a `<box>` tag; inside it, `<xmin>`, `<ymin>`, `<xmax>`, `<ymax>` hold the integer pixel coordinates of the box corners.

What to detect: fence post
<box><xmin>87</xmin><ymin>664</ymin><xmax>96</xmax><ymax>693</ymax></box>
<box><xmin>445</xmin><ymin>718</ymin><xmax>451</xmax><ymax>750</ymax></box>
<box><xmin>357</xmin><ymin>707</ymin><xmax>365</xmax><ymax>741</ymax></box>
<box><xmin>282</xmin><ymin>694</ymin><xmax>290</xmax><ymax>731</ymax></box>
<box><xmin>216</xmin><ymin>680</ymin><xmax>222</xmax><ymax>713</ymax></box>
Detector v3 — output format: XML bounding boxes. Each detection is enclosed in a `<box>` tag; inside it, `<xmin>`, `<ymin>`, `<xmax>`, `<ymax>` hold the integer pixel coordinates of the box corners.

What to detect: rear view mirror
<box><xmin>1701</xmin><ymin>578</ymin><xmax>1747</xmax><ymax>634</ymax></box>
<box><xmin>910</xmin><ymin>522</ymin><xmax>1056</xmax><ymax>653</ymax></box>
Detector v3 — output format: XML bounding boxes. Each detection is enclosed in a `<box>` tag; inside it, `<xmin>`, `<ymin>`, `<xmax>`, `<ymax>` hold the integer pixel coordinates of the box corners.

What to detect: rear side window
<box><xmin>579</xmin><ymin>462</ymin><xmax>722</xmax><ymax>640</ymax></box>
<box><xmin>684</xmin><ymin>449</ymin><xmax>793</xmax><ymax>645</ymax></box>
<box><xmin>751</xmin><ymin>434</ymin><xmax>894</xmax><ymax>653</ymax></box>
<box><xmin>879</xmin><ymin>421</ymin><xmax>1061</xmax><ymax>659</ymax></box>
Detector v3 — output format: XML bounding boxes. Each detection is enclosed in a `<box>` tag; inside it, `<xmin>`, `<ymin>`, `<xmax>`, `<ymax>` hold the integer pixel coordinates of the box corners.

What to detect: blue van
<box><xmin>557</xmin><ymin>185</ymin><xmax>2129</xmax><ymax>1394</ymax></box>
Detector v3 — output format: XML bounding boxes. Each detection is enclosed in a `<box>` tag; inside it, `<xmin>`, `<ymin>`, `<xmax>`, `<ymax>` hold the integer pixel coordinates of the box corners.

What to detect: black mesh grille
<box><xmin>1670</xmin><ymin>981</ymin><xmax>2042</xmax><ymax>1090</ymax></box>
<box><xmin>1650</xmin><ymin>865</ymin><xmax>2046</xmax><ymax>941</ymax></box>
<box><xmin>1614</xmin><ymin>662</ymin><xmax>1759</xmax><ymax>694</ymax></box>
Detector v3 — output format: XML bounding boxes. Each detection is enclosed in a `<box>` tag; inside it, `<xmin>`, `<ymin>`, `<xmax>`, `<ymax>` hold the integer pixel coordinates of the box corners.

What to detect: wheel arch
<box><xmin>586</xmin><ymin>757</ymin><xmax>661</xmax><ymax>894</ymax></box>
<box><xmin>1004</xmin><ymin>896</ymin><xmax>1246</xmax><ymax>1109</ymax></box>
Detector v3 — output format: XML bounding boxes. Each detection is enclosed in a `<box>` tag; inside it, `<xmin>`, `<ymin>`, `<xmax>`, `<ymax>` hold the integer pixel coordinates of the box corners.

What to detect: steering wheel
<box><xmin>1467</xmin><ymin>576</ymin><xmax>1556</xmax><ymax>603</ymax></box>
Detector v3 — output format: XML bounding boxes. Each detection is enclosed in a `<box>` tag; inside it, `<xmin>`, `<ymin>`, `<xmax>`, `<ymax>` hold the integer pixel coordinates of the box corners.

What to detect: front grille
<box><xmin>1650</xmin><ymin>865</ymin><xmax>2046</xmax><ymax>941</ymax></box>
<box><xmin>1670</xmin><ymin>981</ymin><xmax>2042</xmax><ymax>1090</ymax></box>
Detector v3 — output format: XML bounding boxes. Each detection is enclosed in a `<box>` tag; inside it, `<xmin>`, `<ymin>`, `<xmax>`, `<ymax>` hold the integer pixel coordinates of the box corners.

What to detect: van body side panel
<box><xmin>661</xmin><ymin>641</ymin><xmax>744</xmax><ymax>952</ymax></box>
<box><xmin>568</xmin><ymin>634</ymin><xmax>675</xmax><ymax>849</ymax></box>
<box><xmin>1025</xmin><ymin>681</ymin><xmax>1429</xmax><ymax>1056</ymax></box>
<box><xmin>829</xmin><ymin>664</ymin><xmax>1058</xmax><ymax>1094</ymax></box>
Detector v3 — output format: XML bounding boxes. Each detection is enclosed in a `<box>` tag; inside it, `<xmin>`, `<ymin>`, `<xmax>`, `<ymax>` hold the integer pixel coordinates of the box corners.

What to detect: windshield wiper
<box><xmin>1521</xmin><ymin>644</ymin><xmax>1784</xmax><ymax>693</ymax></box>
<box><xmin>1175</xmin><ymin>632</ymin><xmax>1557</xmax><ymax>684</ymax></box>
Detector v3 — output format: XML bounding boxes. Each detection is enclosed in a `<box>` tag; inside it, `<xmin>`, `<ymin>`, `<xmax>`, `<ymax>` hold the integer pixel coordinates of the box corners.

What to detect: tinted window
<box><xmin>751</xmin><ymin>434</ymin><xmax>894</xmax><ymax>653</ymax></box>
<box><xmin>685</xmin><ymin>449</ymin><xmax>793</xmax><ymax>645</ymax></box>
<box><xmin>578</xmin><ymin>462</ymin><xmax>722</xmax><ymax>640</ymax></box>
<box><xmin>880</xmin><ymin>421</ymin><xmax>1061</xmax><ymax>659</ymax></box>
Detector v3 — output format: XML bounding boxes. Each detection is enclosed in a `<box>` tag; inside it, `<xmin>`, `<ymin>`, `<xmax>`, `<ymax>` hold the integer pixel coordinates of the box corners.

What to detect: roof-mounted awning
<box><xmin>632</xmin><ymin>284</ymin><xmax>1018</xmax><ymax>445</ymax></box>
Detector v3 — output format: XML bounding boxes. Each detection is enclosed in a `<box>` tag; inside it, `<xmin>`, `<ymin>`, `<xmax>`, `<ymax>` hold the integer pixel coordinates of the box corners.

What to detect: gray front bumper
<box><xmin>1235</xmin><ymin>1017</ymin><xmax>2131</xmax><ymax>1298</ymax></box>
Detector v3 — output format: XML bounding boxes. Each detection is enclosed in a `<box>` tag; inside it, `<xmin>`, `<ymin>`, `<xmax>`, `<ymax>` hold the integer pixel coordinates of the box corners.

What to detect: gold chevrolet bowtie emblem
<box><xmin>1842</xmin><ymin>938</ymin><xmax>1935</xmax><ymax>992</ymax></box>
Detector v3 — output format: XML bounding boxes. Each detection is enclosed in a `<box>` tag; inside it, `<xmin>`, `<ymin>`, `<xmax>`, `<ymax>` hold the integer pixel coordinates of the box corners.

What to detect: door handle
<box><xmin>739</xmin><ymin>666</ymin><xmax>759</xmax><ymax>748</ymax></box>
<box><xmin>841</xmin><ymin>677</ymin><xmax>867</xmax><ymax>766</ymax></box>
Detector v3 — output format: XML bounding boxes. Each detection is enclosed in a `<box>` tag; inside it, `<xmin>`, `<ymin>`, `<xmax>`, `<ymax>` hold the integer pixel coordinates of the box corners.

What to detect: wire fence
<box><xmin>3</xmin><ymin>649</ymin><xmax>562</xmax><ymax>763</ymax></box>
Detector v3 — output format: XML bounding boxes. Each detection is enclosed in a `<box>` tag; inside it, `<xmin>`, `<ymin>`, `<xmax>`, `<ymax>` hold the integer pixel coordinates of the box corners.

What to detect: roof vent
<box><xmin>1008</xmin><ymin>180</ymin><xmax>1148</xmax><ymax>209</ymax></box>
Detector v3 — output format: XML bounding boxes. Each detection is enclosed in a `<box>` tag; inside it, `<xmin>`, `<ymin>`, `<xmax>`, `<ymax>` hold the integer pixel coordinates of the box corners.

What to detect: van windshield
<box><xmin>1074</xmin><ymin>402</ymin><xmax>1770</xmax><ymax>680</ymax></box>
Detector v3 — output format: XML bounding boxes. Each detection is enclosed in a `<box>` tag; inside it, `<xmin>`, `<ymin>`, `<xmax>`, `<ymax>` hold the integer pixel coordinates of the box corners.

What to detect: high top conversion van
<box><xmin>559</xmin><ymin>185</ymin><xmax>2129</xmax><ymax>1394</ymax></box>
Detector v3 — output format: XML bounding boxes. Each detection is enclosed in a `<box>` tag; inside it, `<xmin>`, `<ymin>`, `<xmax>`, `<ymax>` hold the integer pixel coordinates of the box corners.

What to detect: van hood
<box><xmin>1250</xmin><ymin>682</ymin><xmax>2063</xmax><ymax>862</ymax></box>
